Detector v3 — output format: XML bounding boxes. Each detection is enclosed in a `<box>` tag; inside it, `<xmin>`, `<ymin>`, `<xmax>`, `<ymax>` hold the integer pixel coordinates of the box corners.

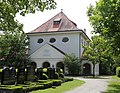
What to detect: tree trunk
<box><xmin>93</xmin><ymin>64</ymin><xmax>95</xmax><ymax>78</ymax></box>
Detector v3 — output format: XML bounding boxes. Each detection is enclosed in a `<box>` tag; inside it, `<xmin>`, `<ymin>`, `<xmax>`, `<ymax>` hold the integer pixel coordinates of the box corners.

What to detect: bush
<box><xmin>60</xmin><ymin>69</ymin><xmax>63</xmax><ymax>73</ymax></box>
<box><xmin>116</xmin><ymin>67</ymin><xmax>120</xmax><ymax>77</ymax></box>
<box><xmin>43</xmin><ymin>68</ymin><xmax>47</xmax><ymax>73</ymax></box>
<box><xmin>23</xmin><ymin>85</ymin><xmax>44</xmax><ymax>92</ymax></box>
<box><xmin>59</xmin><ymin>73</ymin><xmax>64</xmax><ymax>78</ymax></box>
<box><xmin>62</xmin><ymin>78</ymin><xmax>73</xmax><ymax>82</ymax></box>
<box><xmin>54</xmin><ymin>72</ymin><xmax>59</xmax><ymax>79</ymax></box>
<box><xmin>41</xmin><ymin>73</ymin><xmax>48</xmax><ymax>80</ymax></box>
<box><xmin>43</xmin><ymin>81</ymin><xmax>53</xmax><ymax>88</ymax></box>
<box><xmin>52</xmin><ymin>80</ymin><xmax>62</xmax><ymax>86</ymax></box>
<box><xmin>0</xmin><ymin>86</ymin><xmax>23</xmax><ymax>93</ymax></box>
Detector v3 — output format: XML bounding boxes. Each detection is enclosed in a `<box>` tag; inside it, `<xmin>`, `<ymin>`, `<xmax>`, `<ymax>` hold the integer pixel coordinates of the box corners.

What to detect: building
<box><xmin>27</xmin><ymin>11</ymin><xmax>99</xmax><ymax>75</ymax></box>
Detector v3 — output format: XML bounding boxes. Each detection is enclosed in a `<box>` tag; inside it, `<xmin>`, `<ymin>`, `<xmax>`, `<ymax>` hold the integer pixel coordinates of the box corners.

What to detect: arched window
<box><xmin>56</xmin><ymin>62</ymin><xmax>64</xmax><ymax>72</ymax></box>
<box><xmin>43</xmin><ymin>62</ymin><xmax>50</xmax><ymax>68</ymax></box>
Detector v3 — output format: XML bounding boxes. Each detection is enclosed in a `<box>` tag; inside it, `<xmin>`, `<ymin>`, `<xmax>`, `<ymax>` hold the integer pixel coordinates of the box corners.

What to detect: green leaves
<box><xmin>87</xmin><ymin>0</ymin><xmax>120</xmax><ymax>55</ymax></box>
<box><xmin>0</xmin><ymin>0</ymin><xmax>56</xmax><ymax>67</ymax></box>
<box><xmin>0</xmin><ymin>0</ymin><xmax>56</xmax><ymax>31</ymax></box>
<box><xmin>64</xmin><ymin>54</ymin><xmax>81</xmax><ymax>75</ymax></box>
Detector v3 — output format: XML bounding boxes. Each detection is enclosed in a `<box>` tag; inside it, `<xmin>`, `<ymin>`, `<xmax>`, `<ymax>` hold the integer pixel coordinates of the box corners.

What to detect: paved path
<box><xmin>65</xmin><ymin>76</ymin><xmax>111</xmax><ymax>93</ymax></box>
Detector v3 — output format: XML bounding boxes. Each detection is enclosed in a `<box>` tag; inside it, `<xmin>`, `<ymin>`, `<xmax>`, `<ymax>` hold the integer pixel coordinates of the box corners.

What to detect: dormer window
<box><xmin>53</xmin><ymin>18</ymin><xmax>61</xmax><ymax>28</ymax></box>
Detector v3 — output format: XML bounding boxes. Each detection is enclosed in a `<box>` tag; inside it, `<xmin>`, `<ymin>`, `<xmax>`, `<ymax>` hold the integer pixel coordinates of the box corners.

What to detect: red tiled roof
<box><xmin>28</xmin><ymin>11</ymin><xmax>80</xmax><ymax>33</ymax></box>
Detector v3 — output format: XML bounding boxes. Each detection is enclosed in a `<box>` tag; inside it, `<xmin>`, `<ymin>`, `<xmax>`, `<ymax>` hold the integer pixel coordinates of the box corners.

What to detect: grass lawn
<box><xmin>31</xmin><ymin>79</ymin><xmax>85</xmax><ymax>93</ymax></box>
<box><xmin>104</xmin><ymin>76</ymin><xmax>120</xmax><ymax>93</ymax></box>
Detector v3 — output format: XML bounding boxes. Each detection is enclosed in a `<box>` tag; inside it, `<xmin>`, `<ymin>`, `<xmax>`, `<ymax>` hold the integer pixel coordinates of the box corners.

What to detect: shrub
<box><xmin>43</xmin><ymin>68</ymin><xmax>47</xmax><ymax>73</ymax></box>
<box><xmin>59</xmin><ymin>73</ymin><xmax>64</xmax><ymax>78</ymax></box>
<box><xmin>41</xmin><ymin>73</ymin><xmax>48</xmax><ymax>80</ymax></box>
<box><xmin>116</xmin><ymin>67</ymin><xmax>120</xmax><ymax>77</ymax></box>
<box><xmin>54</xmin><ymin>72</ymin><xmax>59</xmax><ymax>79</ymax></box>
<box><xmin>53</xmin><ymin>80</ymin><xmax>62</xmax><ymax>86</ymax></box>
<box><xmin>23</xmin><ymin>85</ymin><xmax>44</xmax><ymax>92</ymax></box>
<box><xmin>43</xmin><ymin>81</ymin><xmax>53</xmax><ymax>88</ymax></box>
<box><xmin>60</xmin><ymin>69</ymin><xmax>63</xmax><ymax>73</ymax></box>
<box><xmin>62</xmin><ymin>78</ymin><xmax>73</xmax><ymax>82</ymax></box>
<box><xmin>0</xmin><ymin>86</ymin><xmax>23</xmax><ymax>93</ymax></box>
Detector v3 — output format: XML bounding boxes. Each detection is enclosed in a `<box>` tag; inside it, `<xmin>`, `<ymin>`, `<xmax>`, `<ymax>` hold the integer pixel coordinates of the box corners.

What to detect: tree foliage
<box><xmin>83</xmin><ymin>35</ymin><xmax>113</xmax><ymax>76</ymax></box>
<box><xmin>87</xmin><ymin>0</ymin><xmax>120</xmax><ymax>55</ymax></box>
<box><xmin>64</xmin><ymin>54</ymin><xmax>81</xmax><ymax>76</ymax></box>
<box><xmin>0</xmin><ymin>0</ymin><xmax>56</xmax><ymax>32</ymax></box>
<box><xmin>0</xmin><ymin>0</ymin><xmax>56</xmax><ymax>67</ymax></box>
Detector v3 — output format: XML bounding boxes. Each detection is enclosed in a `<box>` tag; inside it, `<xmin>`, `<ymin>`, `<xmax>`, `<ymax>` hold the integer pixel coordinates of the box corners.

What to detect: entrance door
<box><xmin>83</xmin><ymin>63</ymin><xmax>91</xmax><ymax>76</ymax></box>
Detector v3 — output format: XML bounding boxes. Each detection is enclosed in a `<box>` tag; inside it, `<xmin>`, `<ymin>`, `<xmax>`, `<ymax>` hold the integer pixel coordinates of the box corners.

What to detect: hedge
<box><xmin>52</xmin><ymin>80</ymin><xmax>62</xmax><ymax>86</ymax></box>
<box><xmin>116</xmin><ymin>67</ymin><xmax>120</xmax><ymax>77</ymax></box>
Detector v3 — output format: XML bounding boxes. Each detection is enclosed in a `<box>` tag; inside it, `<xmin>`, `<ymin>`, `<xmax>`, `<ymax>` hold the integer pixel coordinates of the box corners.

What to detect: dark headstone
<box><xmin>9</xmin><ymin>67</ymin><xmax>16</xmax><ymax>85</ymax></box>
<box><xmin>47</xmin><ymin>68</ymin><xmax>55</xmax><ymax>79</ymax></box>
<box><xmin>17</xmin><ymin>67</ymin><xmax>26</xmax><ymax>84</ymax></box>
<box><xmin>37</xmin><ymin>68</ymin><xmax>43</xmax><ymax>79</ymax></box>
<box><xmin>56</xmin><ymin>68</ymin><xmax>61</xmax><ymax>74</ymax></box>
<box><xmin>47</xmin><ymin>68</ymin><xmax>52</xmax><ymax>79</ymax></box>
<box><xmin>1</xmin><ymin>67</ymin><xmax>16</xmax><ymax>85</ymax></box>
<box><xmin>51</xmin><ymin>68</ymin><xmax>55</xmax><ymax>79</ymax></box>
<box><xmin>1</xmin><ymin>67</ymin><xmax>10</xmax><ymax>85</ymax></box>
<box><xmin>26</xmin><ymin>66</ymin><xmax>36</xmax><ymax>81</ymax></box>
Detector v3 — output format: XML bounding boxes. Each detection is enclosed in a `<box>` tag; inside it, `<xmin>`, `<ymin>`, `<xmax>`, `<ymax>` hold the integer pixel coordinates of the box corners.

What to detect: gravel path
<box><xmin>64</xmin><ymin>76</ymin><xmax>111</xmax><ymax>93</ymax></box>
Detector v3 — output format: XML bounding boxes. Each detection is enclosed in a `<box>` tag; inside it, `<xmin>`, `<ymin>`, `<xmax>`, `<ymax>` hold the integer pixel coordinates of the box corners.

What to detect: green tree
<box><xmin>0</xmin><ymin>31</ymin><xmax>28</xmax><ymax>67</ymax></box>
<box><xmin>0</xmin><ymin>0</ymin><xmax>56</xmax><ymax>67</ymax></box>
<box><xmin>64</xmin><ymin>54</ymin><xmax>81</xmax><ymax>76</ymax></box>
<box><xmin>83</xmin><ymin>35</ymin><xmax>113</xmax><ymax>76</ymax></box>
<box><xmin>87</xmin><ymin>0</ymin><xmax>120</xmax><ymax>55</ymax></box>
<box><xmin>0</xmin><ymin>0</ymin><xmax>56</xmax><ymax>32</ymax></box>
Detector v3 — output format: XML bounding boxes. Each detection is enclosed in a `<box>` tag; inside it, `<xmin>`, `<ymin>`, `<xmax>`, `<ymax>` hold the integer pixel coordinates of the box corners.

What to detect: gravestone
<box><xmin>56</xmin><ymin>68</ymin><xmax>61</xmax><ymax>74</ymax></box>
<box><xmin>1</xmin><ymin>67</ymin><xmax>10</xmax><ymax>85</ymax></box>
<box><xmin>37</xmin><ymin>68</ymin><xmax>43</xmax><ymax>79</ymax></box>
<box><xmin>9</xmin><ymin>67</ymin><xmax>16</xmax><ymax>85</ymax></box>
<box><xmin>47</xmin><ymin>68</ymin><xmax>55</xmax><ymax>79</ymax></box>
<box><xmin>26</xmin><ymin>66</ymin><xmax>36</xmax><ymax>81</ymax></box>
<box><xmin>47</xmin><ymin>67</ymin><xmax>53</xmax><ymax>79</ymax></box>
<box><xmin>17</xmin><ymin>67</ymin><xmax>26</xmax><ymax>84</ymax></box>
<box><xmin>51</xmin><ymin>68</ymin><xmax>55</xmax><ymax>79</ymax></box>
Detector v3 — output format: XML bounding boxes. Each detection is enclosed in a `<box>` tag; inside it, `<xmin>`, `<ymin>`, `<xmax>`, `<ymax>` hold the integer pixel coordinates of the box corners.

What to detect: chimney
<box><xmin>83</xmin><ymin>28</ymin><xmax>86</xmax><ymax>33</ymax></box>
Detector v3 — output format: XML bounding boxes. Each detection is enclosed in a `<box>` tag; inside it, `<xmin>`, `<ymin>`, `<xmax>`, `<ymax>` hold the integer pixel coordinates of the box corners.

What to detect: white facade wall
<box><xmin>31</xmin><ymin>58</ymin><xmax>63</xmax><ymax>68</ymax></box>
<box><xmin>28</xmin><ymin>32</ymin><xmax>81</xmax><ymax>57</ymax></box>
<box><xmin>80</xmin><ymin>35</ymin><xmax>88</xmax><ymax>57</ymax></box>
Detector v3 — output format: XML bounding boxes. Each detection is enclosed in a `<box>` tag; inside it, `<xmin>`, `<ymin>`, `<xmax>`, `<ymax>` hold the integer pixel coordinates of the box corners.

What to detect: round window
<box><xmin>62</xmin><ymin>37</ymin><xmax>69</xmax><ymax>43</ymax></box>
<box><xmin>37</xmin><ymin>38</ymin><xmax>44</xmax><ymax>44</ymax></box>
<box><xmin>49</xmin><ymin>38</ymin><xmax>56</xmax><ymax>43</ymax></box>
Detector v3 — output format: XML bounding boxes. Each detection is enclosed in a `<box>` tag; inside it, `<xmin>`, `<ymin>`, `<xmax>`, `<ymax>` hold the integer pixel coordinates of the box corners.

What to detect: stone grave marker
<box><xmin>17</xmin><ymin>67</ymin><xmax>26</xmax><ymax>84</ymax></box>
<box><xmin>47</xmin><ymin>67</ymin><xmax>53</xmax><ymax>79</ymax></box>
<box><xmin>51</xmin><ymin>68</ymin><xmax>55</xmax><ymax>79</ymax></box>
<box><xmin>26</xmin><ymin>66</ymin><xmax>35</xmax><ymax>81</ymax></box>
<box><xmin>37</xmin><ymin>68</ymin><xmax>43</xmax><ymax>79</ymax></box>
<box><xmin>9</xmin><ymin>67</ymin><xmax>16</xmax><ymax>85</ymax></box>
<box><xmin>1</xmin><ymin>67</ymin><xmax>10</xmax><ymax>85</ymax></box>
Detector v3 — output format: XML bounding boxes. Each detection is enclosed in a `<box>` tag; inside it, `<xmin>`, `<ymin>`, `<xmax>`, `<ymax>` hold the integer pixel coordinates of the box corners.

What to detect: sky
<box><xmin>16</xmin><ymin>0</ymin><xmax>98</xmax><ymax>38</ymax></box>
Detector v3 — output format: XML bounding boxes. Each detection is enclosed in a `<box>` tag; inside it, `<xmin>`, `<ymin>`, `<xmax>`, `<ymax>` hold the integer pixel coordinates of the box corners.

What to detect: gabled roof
<box><xmin>28</xmin><ymin>11</ymin><xmax>80</xmax><ymax>33</ymax></box>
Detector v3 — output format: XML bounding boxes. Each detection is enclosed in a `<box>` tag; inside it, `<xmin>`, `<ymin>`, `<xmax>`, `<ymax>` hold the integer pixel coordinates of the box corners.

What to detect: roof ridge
<box><xmin>28</xmin><ymin>11</ymin><xmax>79</xmax><ymax>33</ymax></box>
<box><xmin>30</xmin><ymin>11</ymin><xmax>63</xmax><ymax>33</ymax></box>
